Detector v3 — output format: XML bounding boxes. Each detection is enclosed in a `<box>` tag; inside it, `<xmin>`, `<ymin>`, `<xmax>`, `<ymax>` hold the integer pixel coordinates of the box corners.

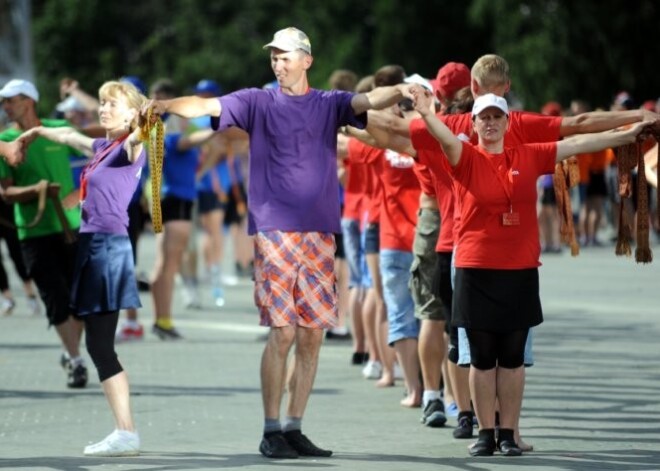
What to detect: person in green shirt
<box><xmin>0</xmin><ymin>79</ymin><xmax>88</xmax><ymax>388</ymax></box>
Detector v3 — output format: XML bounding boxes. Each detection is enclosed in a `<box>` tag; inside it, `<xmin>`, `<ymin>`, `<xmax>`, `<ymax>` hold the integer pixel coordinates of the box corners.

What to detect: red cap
<box><xmin>435</xmin><ymin>62</ymin><xmax>470</xmax><ymax>100</ymax></box>
<box><xmin>541</xmin><ymin>101</ymin><xmax>562</xmax><ymax>116</ymax></box>
<box><xmin>642</xmin><ymin>100</ymin><xmax>655</xmax><ymax>112</ymax></box>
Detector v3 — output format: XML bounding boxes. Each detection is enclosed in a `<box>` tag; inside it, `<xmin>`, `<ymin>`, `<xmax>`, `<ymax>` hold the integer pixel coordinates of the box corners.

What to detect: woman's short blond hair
<box><xmin>98</xmin><ymin>81</ymin><xmax>147</xmax><ymax>130</ymax></box>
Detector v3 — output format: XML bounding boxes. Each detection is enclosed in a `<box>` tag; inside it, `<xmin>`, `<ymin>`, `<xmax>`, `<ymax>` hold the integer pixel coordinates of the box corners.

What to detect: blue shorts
<box><xmin>341</xmin><ymin>218</ymin><xmax>371</xmax><ymax>289</ymax></box>
<box><xmin>380</xmin><ymin>249</ymin><xmax>418</xmax><ymax>344</ymax></box>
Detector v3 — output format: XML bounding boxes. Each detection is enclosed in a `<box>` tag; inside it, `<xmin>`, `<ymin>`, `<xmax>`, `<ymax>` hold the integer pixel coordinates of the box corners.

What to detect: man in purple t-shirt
<box><xmin>146</xmin><ymin>26</ymin><xmax>415</xmax><ymax>459</ymax></box>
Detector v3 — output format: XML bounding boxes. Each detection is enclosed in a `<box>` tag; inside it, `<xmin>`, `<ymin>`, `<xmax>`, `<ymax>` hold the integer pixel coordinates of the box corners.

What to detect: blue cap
<box><xmin>119</xmin><ymin>76</ymin><xmax>147</xmax><ymax>95</ymax></box>
<box><xmin>194</xmin><ymin>79</ymin><xmax>222</xmax><ymax>96</ymax></box>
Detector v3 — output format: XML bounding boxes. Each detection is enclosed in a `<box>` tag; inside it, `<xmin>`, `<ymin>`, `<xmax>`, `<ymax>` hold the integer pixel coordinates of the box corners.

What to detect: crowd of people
<box><xmin>0</xmin><ymin>25</ymin><xmax>658</xmax><ymax>459</ymax></box>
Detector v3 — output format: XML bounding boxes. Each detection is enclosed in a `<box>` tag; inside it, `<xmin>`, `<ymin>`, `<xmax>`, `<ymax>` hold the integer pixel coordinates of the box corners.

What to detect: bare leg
<box><xmin>394</xmin><ymin>338</ymin><xmax>422</xmax><ymax>407</ymax></box>
<box><xmin>418</xmin><ymin>319</ymin><xmax>445</xmax><ymax>392</ymax></box>
<box><xmin>150</xmin><ymin>221</ymin><xmax>191</xmax><ymax>324</ymax></box>
<box><xmin>285</xmin><ymin>327</ymin><xmax>324</xmax><ymax>418</ymax></box>
<box><xmin>469</xmin><ymin>367</ymin><xmax>497</xmax><ymax>429</ymax></box>
<box><xmin>496</xmin><ymin>365</ymin><xmax>525</xmax><ymax>431</ymax></box>
<box><xmin>55</xmin><ymin>317</ymin><xmax>84</xmax><ymax>357</ymax></box>
<box><xmin>261</xmin><ymin>326</ymin><xmax>296</xmax><ymax>419</ymax></box>
<box><xmin>349</xmin><ymin>287</ymin><xmax>367</xmax><ymax>355</ymax></box>
<box><xmin>448</xmin><ymin>362</ymin><xmax>471</xmax><ymax>413</ymax></box>
<box><xmin>101</xmin><ymin>371</ymin><xmax>135</xmax><ymax>431</ymax></box>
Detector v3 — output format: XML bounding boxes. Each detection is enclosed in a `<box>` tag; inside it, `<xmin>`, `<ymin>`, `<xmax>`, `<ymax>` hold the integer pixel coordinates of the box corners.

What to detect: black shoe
<box><xmin>152</xmin><ymin>324</ymin><xmax>183</xmax><ymax>340</ymax></box>
<box><xmin>420</xmin><ymin>399</ymin><xmax>447</xmax><ymax>427</ymax></box>
<box><xmin>283</xmin><ymin>430</ymin><xmax>332</xmax><ymax>457</ymax></box>
<box><xmin>453</xmin><ymin>411</ymin><xmax>474</xmax><ymax>439</ymax></box>
<box><xmin>259</xmin><ymin>432</ymin><xmax>298</xmax><ymax>459</ymax></box>
<box><xmin>351</xmin><ymin>351</ymin><xmax>369</xmax><ymax>365</ymax></box>
<box><xmin>469</xmin><ymin>429</ymin><xmax>496</xmax><ymax>457</ymax></box>
<box><xmin>67</xmin><ymin>363</ymin><xmax>88</xmax><ymax>388</ymax></box>
<box><xmin>497</xmin><ymin>428</ymin><xmax>522</xmax><ymax>456</ymax></box>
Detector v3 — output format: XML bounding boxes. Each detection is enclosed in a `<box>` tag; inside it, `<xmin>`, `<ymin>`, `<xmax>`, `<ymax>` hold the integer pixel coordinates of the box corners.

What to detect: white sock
<box><xmin>70</xmin><ymin>356</ymin><xmax>84</xmax><ymax>367</ymax></box>
<box><xmin>423</xmin><ymin>390</ymin><xmax>442</xmax><ymax>408</ymax></box>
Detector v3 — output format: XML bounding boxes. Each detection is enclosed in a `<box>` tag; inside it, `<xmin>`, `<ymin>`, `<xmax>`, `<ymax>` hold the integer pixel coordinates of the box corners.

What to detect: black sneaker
<box><xmin>351</xmin><ymin>351</ymin><xmax>369</xmax><ymax>365</ymax></box>
<box><xmin>453</xmin><ymin>411</ymin><xmax>474</xmax><ymax>439</ymax></box>
<box><xmin>283</xmin><ymin>430</ymin><xmax>332</xmax><ymax>457</ymax></box>
<box><xmin>259</xmin><ymin>432</ymin><xmax>298</xmax><ymax>459</ymax></box>
<box><xmin>60</xmin><ymin>353</ymin><xmax>70</xmax><ymax>370</ymax></box>
<box><xmin>420</xmin><ymin>399</ymin><xmax>447</xmax><ymax>427</ymax></box>
<box><xmin>152</xmin><ymin>323</ymin><xmax>183</xmax><ymax>340</ymax></box>
<box><xmin>67</xmin><ymin>363</ymin><xmax>88</xmax><ymax>388</ymax></box>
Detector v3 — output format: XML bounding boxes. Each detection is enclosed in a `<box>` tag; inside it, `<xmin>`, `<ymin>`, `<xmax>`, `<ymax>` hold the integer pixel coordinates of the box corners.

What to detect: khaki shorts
<box><xmin>409</xmin><ymin>209</ymin><xmax>446</xmax><ymax>321</ymax></box>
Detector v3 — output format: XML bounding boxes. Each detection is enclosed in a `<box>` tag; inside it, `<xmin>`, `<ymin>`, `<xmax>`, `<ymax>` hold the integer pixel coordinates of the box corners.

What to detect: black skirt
<box><xmin>451</xmin><ymin>267</ymin><xmax>543</xmax><ymax>332</ymax></box>
<box><xmin>70</xmin><ymin>232</ymin><xmax>141</xmax><ymax>315</ymax></box>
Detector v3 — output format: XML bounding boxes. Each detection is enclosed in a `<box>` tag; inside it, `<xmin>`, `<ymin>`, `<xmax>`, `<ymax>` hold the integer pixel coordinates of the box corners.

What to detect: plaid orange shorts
<box><xmin>253</xmin><ymin>231</ymin><xmax>337</xmax><ymax>329</ymax></box>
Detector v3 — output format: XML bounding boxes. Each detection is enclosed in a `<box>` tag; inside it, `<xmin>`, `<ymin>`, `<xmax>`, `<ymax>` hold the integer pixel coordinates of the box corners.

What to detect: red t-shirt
<box><xmin>413</xmin><ymin>162</ymin><xmax>436</xmax><ymax>197</ymax></box>
<box><xmin>452</xmin><ymin>142</ymin><xmax>557</xmax><ymax>269</ymax></box>
<box><xmin>410</xmin><ymin>111</ymin><xmax>563</xmax><ymax>252</ymax></box>
<box><xmin>343</xmin><ymin>140</ymin><xmax>371</xmax><ymax>220</ymax></box>
<box><xmin>347</xmin><ymin>138</ymin><xmax>383</xmax><ymax>224</ymax></box>
<box><xmin>379</xmin><ymin>149</ymin><xmax>421</xmax><ymax>251</ymax></box>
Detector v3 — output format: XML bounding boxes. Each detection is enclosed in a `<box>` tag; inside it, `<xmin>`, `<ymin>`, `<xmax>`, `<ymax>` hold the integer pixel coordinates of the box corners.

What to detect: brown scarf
<box><xmin>552</xmin><ymin>157</ymin><xmax>580</xmax><ymax>256</ymax></box>
<box><xmin>614</xmin><ymin>143</ymin><xmax>637</xmax><ymax>257</ymax></box>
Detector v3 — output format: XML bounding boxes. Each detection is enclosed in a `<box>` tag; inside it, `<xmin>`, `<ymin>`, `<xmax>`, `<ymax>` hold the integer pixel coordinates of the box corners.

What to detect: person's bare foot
<box><xmin>375</xmin><ymin>374</ymin><xmax>394</xmax><ymax>388</ymax></box>
<box><xmin>400</xmin><ymin>391</ymin><xmax>421</xmax><ymax>408</ymax></box>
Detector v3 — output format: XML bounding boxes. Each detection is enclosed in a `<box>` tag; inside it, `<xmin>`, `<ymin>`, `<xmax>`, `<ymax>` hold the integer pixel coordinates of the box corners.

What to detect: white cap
<box><xmin>472</xmin><ymin>93</ymin><xmax>509</xmax><ymax>117</ymax></box>
<box><xmin>263</xmin><ymin>27</ymin><xmax>312</xmax><ymax>54</ymax></box>
<box><xmin>56</xmin><ymin>96</ymin><xmax>85</xmax><ymax>113</ymax></box>
<box><xmin>0</xmin><ymin>79</ymin><xmax>39</xmax><ymax>102</ymax></box>
<box><xmin>404</xmin><ymin>73</ymin><xmax>433</xmax><ymax>93</ymax></box>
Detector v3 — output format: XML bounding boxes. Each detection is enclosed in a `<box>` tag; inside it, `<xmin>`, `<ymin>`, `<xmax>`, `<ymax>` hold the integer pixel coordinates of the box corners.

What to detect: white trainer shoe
<box><xmin>26</xmin><ymin>296</ymin><xmax>41</xmax><ymax>316</ymax></box>
<box><xmin>362</xmin><ymin>360</ymin><xmax>383</xmax><ymax>380</ymax></box>
<box><xmin>83</xmin><ymin>429</ymin><xmax>140</xmax><ymax>457</ymax></box>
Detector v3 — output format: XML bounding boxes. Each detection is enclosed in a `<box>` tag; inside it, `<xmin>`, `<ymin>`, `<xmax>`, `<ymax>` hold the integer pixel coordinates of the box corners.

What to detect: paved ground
<box><xmin>0</xmin><ymin>234</ymin><xmax>659</xmax><ymax>471</ymax></box>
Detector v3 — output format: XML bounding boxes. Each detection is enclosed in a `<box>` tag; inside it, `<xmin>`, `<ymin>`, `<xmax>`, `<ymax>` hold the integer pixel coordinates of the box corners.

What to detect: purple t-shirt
<box><xmin>212</xmin><ymin>87</ymin><xmax>366</xmax><ymax>235</ymax></box>
<box><xmin>80</xmin><ymin>139</ymin><xmax>146</xmax><ymax>235</ymax></box>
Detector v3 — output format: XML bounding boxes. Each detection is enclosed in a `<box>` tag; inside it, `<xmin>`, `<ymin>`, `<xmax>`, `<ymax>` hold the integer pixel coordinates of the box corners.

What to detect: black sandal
<box><xmin>469</xmin><ymin>429</ymin><xmax>496</xmax><ymax>457</ymax></box>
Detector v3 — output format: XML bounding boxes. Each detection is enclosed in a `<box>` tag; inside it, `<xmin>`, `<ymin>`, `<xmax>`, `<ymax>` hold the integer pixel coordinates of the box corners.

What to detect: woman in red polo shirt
<box><xmin>413</xmin><ymin>90</ymin><xmax>650</xmax><ymax>457</ymax></box>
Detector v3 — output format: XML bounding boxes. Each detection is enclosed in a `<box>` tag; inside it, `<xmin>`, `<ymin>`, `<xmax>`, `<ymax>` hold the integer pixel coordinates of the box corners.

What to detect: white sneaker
<box><xmin>83</xmin><ymin>429</ymin><xmax>140</xmax><ymax>457</ymax></box>
<box><xmin>26</xmin><ymin>296</ymin><xmax>41</xmax><ymax>316</ymax></box>
<box><xmin>362</xmin><ymin>360</ymin><xmax>383</xmax><ymax>380</ymax></box>
<box><xmin>181</xmin><ymin>284</ymin><xmax>201</xmax><ymax>309</ymax></box>
<box><xmin>0</xmin><ymin>297</ymin><xmax>15</xmax><ymax>316</ymax></box>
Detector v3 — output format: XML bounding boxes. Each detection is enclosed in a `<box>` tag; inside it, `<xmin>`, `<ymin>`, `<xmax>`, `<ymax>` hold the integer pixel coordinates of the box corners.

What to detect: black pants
<box><xmin>84</xmin><ymin>311</ymin><xmax>123</xmax><ymax>382</ymax></box>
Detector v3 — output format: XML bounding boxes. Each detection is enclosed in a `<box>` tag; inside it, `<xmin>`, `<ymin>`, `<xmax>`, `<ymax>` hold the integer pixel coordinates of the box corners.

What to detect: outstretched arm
<box><xmin>351</xmin><ymin>83</ymin><xmax>418</xmax><ymax>115</ymax></box>
<box><xmin>147</xmin><ymin>96</ymin><xmax>221</xmax><ymax>119</ymax></box>
<box><xmin>560</xmin><ymin>109</ymin><xmax>660</xmax><ymax>137</ymax></box>
<box><xmin>20</xmin><ymin>126</ymin><xmax>94</xmax><ymax>156</ymax></box>
<box><xmin>556</xmin><ymin>121</ymin><xmax>652</xmax><ymax>162</ymax></box>
<box><xmin>0</xmin><ymin>140</ymin><xmax>26</xmax><ymax>166</ymax></box>
<box><xmin>413</xmin><ymin>89</ymin><xmax>463</xmax><ymax>166</ymax></box>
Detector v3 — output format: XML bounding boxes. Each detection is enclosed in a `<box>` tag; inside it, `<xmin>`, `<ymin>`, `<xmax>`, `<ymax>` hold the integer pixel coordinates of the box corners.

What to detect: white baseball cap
<box><xmin>0</xmin><ymin>79</ymin><xmax>39</xmax><ymax>102</ymax></box>
<box><xmin>472</xmin><ymin>93</ymin><xmax>508</xmax><ymax>117</ymax></box>
<box><xmin>404</xmin><ymin>73</ymin><xmax>433</xmax><ymax>93</ymax></box>
<box><xmin>263</xmin><ymin>27</ymin><xmax>312</xmax><ymax>54</ymax></box>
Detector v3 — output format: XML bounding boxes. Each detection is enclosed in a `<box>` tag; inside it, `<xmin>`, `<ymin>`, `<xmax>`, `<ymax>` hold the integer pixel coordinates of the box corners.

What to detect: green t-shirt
<box><xmin>0</xmin><ymin>119</ymin><xmax>82</xmax><ymax>240</ymax></box>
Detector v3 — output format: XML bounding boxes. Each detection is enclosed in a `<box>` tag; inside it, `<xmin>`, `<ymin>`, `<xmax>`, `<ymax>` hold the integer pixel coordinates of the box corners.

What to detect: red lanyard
<box><xmin>80</xmin><ymin>136</ymin><xmax>127</xmax><ymax>202</ymax></box>
<box><xmin>481</xmin><ymin>150</ymin><xmax>514</xmax><ymax>209</ymax></box>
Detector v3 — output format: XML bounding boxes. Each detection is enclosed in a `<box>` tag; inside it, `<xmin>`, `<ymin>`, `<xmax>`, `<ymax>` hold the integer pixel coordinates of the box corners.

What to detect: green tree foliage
<box><xmin>469</xmin><ymin>0</ymin><xmax>660</xmax><ymax>110</ymax></box>
<box><xmin>31</xmin><ymin>0</ymin><xmax>659</xmax><ymax>114</ymax></box>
